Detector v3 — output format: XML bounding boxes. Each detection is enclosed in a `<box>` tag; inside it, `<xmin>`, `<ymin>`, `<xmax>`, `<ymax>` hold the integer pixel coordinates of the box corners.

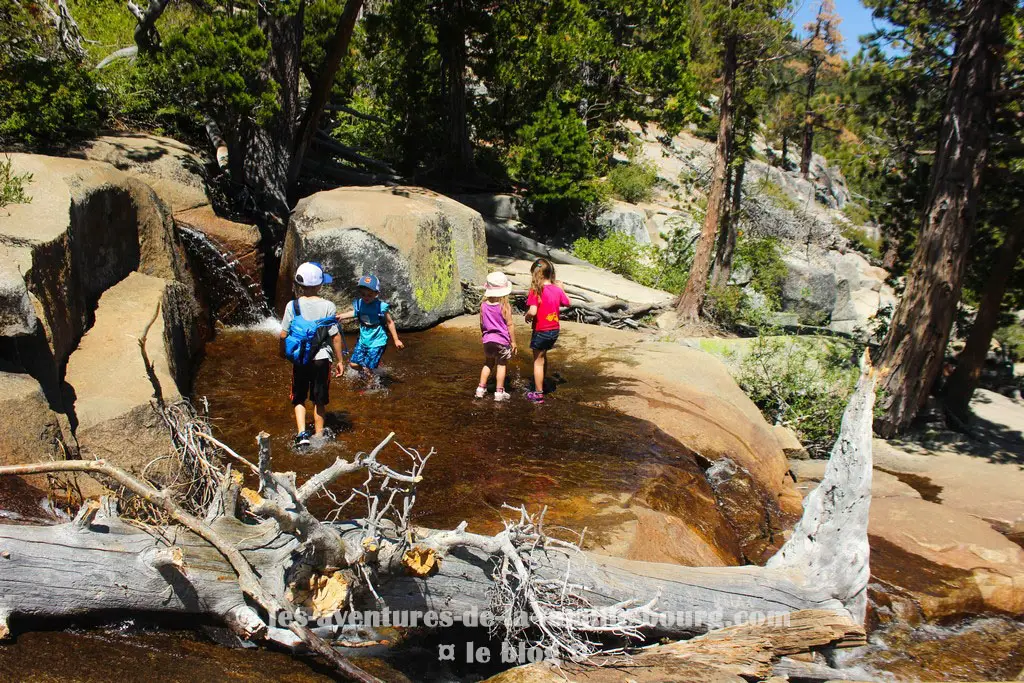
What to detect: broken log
<box><xmin>0</xmin><ymin>362</ymin><xmax>877</xmax><ymax>673</ymax></box>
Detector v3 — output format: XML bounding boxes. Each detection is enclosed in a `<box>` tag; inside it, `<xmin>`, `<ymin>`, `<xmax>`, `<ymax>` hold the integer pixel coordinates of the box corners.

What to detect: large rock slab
<box><xmin>494</xmin><ymin>259</ymin><xmax>674</xmax><ymax>308</ymax></box>
<box><xmin>779</xmin><ymin>252</ymin><xmax>837</xmax><ymax>326</ymax></box>
<box><xmin>869</xmin><ymin>496</ymin><xmax>1024</xmax><ymax>621</ymax></box>
<box><xmin>0</xmin><ymin>154</ymin><xmax>191</xmax><ymax>390</ymax></box>
<box><xmin>277</xmin><ymin>186</ymin><xmax>487</xmax><ymax>328</ymax></box>
<box><xmin>440</xmin><ymin>317</ymin><xmax>803</xmax><ymax>566</ymax></box>
<box><xmin>65</xmin><ymin>272</ymin><xmax>200</xmax><ymax>474</ymax></box>
<box><xmin>0</xmin><ymin>372</ymin><xmax>67</xmax><ymax>468</ymax></box>
<box><xmin>827</xmin><ymin>250</ymin><xmax>896</xmax><ymax>335</ymax></box>
<box><xmin>595</xmin><ymin>200</ymin><xmax>651</xmax><ymax>244</ymax></box>
<box><xmin>73</xmin><ymin>134</ymin><xmax>211</xmax><ymax>213</ymax></box>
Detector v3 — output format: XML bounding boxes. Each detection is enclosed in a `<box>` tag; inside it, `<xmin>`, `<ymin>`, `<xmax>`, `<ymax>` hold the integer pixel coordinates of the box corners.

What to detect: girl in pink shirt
<box><xmin>476</xmin><ymin>272</ymin><xmax>517</xmax><ymax>401</ymax></box>
<box><xmin>525</xmin><ymin>258</ymin><xmax>570</xmax><ymax>404</ymax></box>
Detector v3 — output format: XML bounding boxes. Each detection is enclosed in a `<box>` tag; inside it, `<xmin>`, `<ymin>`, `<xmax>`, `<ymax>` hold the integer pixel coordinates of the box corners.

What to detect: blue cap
<box><xmin>357</xmin><ymin>274</ymin><xmax>380</xmax><ymax>292</ymax></box>
<box><xmin>308</xmin><ymin>262</ymin><xmax>333</xmax><ymax>284</ymax></box>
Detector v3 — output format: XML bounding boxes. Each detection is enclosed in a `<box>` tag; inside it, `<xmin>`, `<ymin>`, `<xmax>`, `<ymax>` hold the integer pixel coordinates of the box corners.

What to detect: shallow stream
<box><xmin>2</xmin><ymin>322</ymin><xmax>1022</xmax><ymax>680</ymax></box>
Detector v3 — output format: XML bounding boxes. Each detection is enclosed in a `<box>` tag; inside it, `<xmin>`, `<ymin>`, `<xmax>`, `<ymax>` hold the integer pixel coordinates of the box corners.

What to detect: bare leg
<box><xmin>294</xmin><ymin>404</ymin><xmax>306</xmax><ymax>434</ymax></box>
<box><xmin>478</xmin><ymin>357</ymin><xmax>493</xmax><ymax>388</ymax></box>
<box><xmin>533</xmin><ymin>350</ymin><xmax>546</xmax><ymax>393</ymax></box>
<box><xmin>312</xmin><ymin>403</ymin><xmax>326</xmax><ymax>436</ymax></box>
<box><xmin>495</xmin><ymin>361</ymin><xmax>507</xmax><ymax>392</ymax></box>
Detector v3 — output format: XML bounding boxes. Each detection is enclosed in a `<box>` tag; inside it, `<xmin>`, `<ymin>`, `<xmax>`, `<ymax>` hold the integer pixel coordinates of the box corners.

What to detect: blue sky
<box><xmin>790</xmin><ymin>0</ymin><xmax>884</xmax><ymax>54</ymax></box>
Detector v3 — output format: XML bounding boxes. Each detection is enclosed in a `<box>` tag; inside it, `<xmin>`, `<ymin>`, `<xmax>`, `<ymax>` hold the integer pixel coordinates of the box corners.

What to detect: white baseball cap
<box><xmin>294</xmin><ymin>262</ymin><xmax>333</xmax><ymax>287</ymax></box>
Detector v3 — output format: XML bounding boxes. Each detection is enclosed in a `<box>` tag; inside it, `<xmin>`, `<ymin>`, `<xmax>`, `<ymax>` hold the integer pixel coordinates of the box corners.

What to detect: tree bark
<box><xmin>943</xmin><ymin>222</ymin><xmax>1024</xmax><ymax>422</ymax></box>
<box><xmin>800</xmin><ymin>62</ymin><xmax>819</xmax><ymax>179</ymax></box>
<box><xmin>676</xmin><ymin>28</ymin><xmax>738</xmax><ymax>322</ymax></box>
<box><xmin>287</xmin><ymin>0</ymin><xmax>365</xmax><ymax>196</ymax></box>
<box><xmin>711</xmin><ymin>160</ymin><xmax>745</xmax><ymax>289</ymax></box>
<box><xmin>441</xmin><ymin>0</ymin><xmax>473</xmax><ymax>184</ymax></box>
<box><xmin>872</xmin><ymin>0</ymin><xmax>1010</xmax><ymax>438</ymax></box>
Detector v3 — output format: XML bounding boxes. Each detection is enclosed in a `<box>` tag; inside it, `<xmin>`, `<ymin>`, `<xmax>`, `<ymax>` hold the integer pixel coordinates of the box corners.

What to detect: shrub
<box><xmin>994</xmin><ymin>323</ymin><xmax>1024</xmax><ymax>361</ymax></box>
<box><xmin>508</xmin><ymin>99</ymin><xmax>603</xmax><ymax>219</ymax></box>
<box><xmin>704</xmin><ymin>286</ymin><xmax>748</xmax><ymax>328</ymax></box>
<box><xmin>0</xmin><ymin>58</ymin><xmax>100</xmax><ymax>148</ymax></box>
<box><xmin>0</xmin><ymin>156</ymin><xmax>32</xmax><ymax>210</ymax></box>
<box><xmin>607</xmin><ymin>161</ymin><xmax>658</xmax><ymax>203</ymax></box>
<box><xmin>759</xmin><ymin>180</ymin><xmax>799</xmax><ymax>213</ymax></box>
<box><xmin>736</xmin><ymin>335</ymin><xmax>859</xmax><ymax>457</ymax></box>
<box><xmin>842</xmin><ymin>202</ymin><xmax>872</xmax><ymax>226</ymax></box>
<box><xmin>734</xmin><ymin>236</ymin><xmax>788</xmax><ymax>310</ymax></box>
<box><xmin>841</xmin><ymin>224</ymin><xmax>883</xmax><ymax>259</ymax></box>
<box><xmin>572</xmin><ymin>230</ymin><xmax>692</xmax><ymax>294</ymax></box>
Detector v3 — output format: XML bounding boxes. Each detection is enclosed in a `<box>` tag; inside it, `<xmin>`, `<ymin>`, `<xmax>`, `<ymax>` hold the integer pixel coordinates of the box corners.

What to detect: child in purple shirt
<box><xmin>476</xmin><ymin>272</ymin><xmax>517</xmax><ymax>401</ymax></box>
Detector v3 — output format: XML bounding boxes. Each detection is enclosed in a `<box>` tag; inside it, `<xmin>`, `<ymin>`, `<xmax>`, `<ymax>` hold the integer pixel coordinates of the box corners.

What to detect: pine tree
<box><xmin>873</xmin><ymin>0</ymin><xmax>1012</xmax><ymax>437</ymax></box>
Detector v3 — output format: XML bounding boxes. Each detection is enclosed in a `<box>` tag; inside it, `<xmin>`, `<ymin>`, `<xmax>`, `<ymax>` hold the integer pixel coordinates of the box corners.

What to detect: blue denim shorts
<box><xmin>530</xmin><ymin>329</ymin><xmax>559</xmax><ymax>351</ymax></box>
<box><xmin>350</xmin><ymin>343</ymin><xmax>386</xmax><ymax>369</ymax></box>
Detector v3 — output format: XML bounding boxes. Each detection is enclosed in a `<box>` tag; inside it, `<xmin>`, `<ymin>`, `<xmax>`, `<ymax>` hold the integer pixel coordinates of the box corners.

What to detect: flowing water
<box><xmin>192</xmin><ymin>322</ymin><xmax>719</xmax><ymax>541</ymax></box>
<box><xmin>3</xmin><ymin>320</ymin><xmax>1023</xmax><ymax>680</ymax></box>
<box><xmin>176</xmin><ymin>225</ymin><xmax>270</xmax><ymax>326</ymax></box>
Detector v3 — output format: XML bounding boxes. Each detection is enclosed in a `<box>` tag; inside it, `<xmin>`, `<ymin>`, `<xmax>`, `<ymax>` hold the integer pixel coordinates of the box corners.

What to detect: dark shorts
<box><xmin>350</xmin><ymin>343</ymin><xmax>386</xmax><ymax>370</ymax></box>
<box><xmin>530</xmin><ymin>329</ymin><xmax>560</xmax><ymax>351</ymax></box>
<box><xmin>291</xmin><ymin>359</ymin><xmax>331</xmax><ymax>406</ymax></box>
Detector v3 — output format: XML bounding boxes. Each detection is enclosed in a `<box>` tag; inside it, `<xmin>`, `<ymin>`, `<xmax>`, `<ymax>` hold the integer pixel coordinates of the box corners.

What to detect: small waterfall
<box><xmin>176</xmin><ymin>224</ymin><xmax>271</xmax><ymax>326</ymax></box>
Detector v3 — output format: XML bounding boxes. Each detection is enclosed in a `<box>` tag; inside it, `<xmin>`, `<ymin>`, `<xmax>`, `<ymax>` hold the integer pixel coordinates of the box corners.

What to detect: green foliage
<box><xmin>508</xmin><ymin>99</ymin><xmax>603</xmax><ymax>217</ymax></box>
<box><xmin>841</xmin><ymin>224</ymin><xmax>883</xmax><ymax>259</ymax></box>
<box><xmin>0</xmin><ymin>0</ymin><xmax>100</xmax><ymax>148</ymax></box>
<box><xmin>758</xmin><ymin>180</ymin><xmax>799</xmax><ymax>213</ymax></box>
<box><xmin>995</xmin><ymin>323</ymin><xmax>1024</xmax><ymax>361</ymax></box>
<box><xmin>148</xmin><ymin>14</ymin><xmax>279</xmax><ymax>133</ymax></box>
<box><xmin>571</xmin><ymin>229</ymin><xmax>693</xmax><ymax>294</ymax></box>
<box><xmin>704</xmin><ymin>286</ymin><xmax>749</xmax><ymax>328</ymax></box>
<box><xmin>0</xmin><ymin>59</ymin><xmax>100</xmax><ymax>148</ymax></box>
<box><xmin>607</xmin><ymin>161</ymin><xmax>658</xmax><ymax>203</ymax></box>
<box><xmin>0</xmin><ymin>156</ymin><xmax>32</xmax><ymax>209</ymax></box>
<box><xmin>841</xmin><ymin>202</ymin><xmax>871</xmax><ymax>226</ymax></box>
<box><xmin>735</xmin><ymin>236</ymin><xmax>787</xmax><ymax>309</ymax></box>
<box><xmin>736</xmin><ymin>335</ymin><xmax>859</xmax><ymax>457</ymax></box>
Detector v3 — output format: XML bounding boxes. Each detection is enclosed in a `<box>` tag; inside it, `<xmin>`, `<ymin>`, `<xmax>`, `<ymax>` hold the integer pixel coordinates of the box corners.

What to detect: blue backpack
<box><xmin>284</xmin><ymin>299</ymin><xmax>337</xmax><ymax>365</ymax></box>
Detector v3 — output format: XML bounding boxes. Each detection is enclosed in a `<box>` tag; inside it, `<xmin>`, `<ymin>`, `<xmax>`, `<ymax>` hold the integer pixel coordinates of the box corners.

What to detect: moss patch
<box><xmin>412</xmin><ymin>216</ymin><xmax>456</xmax><ymax>311</ymax></box>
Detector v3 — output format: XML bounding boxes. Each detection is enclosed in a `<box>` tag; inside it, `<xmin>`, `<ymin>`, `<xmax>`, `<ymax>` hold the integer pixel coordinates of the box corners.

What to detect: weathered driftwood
<box><xmin>483</xmin><ymin>220</ymin><xmax>590</xmax><ymax>266</ymax></box>
<box><xmin>0</xmin><ymin>363</ymin><xmax>877</xmax><ymax>678</ymax></box>
<box><xmin>483</xmin><ymin>609</ymin><xmax>866</xmax><ymax>682</ymax></box>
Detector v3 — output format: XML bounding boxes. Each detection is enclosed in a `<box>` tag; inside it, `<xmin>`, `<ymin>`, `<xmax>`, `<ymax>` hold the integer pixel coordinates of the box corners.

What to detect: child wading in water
<box><xmin>337</xmin><ymin>274</ymin><xmax>404</xmax><ymax>381</ymax></box>
<box><xmin>525</xmin><ymin>258</ymin><xmax>570</xmax><ymax>404</ymax></box>
<box><xmin>476</xmin><ymin>272</ymin><xmax>516</xmax><ymax>401</ymax></box>
<box><xmin>280</xmin><ymin>262</ymin><xmax>346</xmax><ymax>447</ymax></box>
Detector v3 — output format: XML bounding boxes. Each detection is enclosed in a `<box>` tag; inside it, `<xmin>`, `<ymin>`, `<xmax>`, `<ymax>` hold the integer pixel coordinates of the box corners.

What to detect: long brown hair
<box><xmin>530</xmin><ymin>258</ymin><xmax>555</xmax><ymax>297</ymax></box>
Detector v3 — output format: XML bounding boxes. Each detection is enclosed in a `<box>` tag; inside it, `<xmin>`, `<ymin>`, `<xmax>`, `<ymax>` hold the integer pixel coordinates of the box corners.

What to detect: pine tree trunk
<box><xmin>711</xmin><ymin>160</ymin><xmax>745</xmax><ymax>289</ymax></box>
<box><xmin>676</xmin><ymin>31</ymin><xmax>737</xmax><ymax>322</ymax></box>
<box><xmin>873</xmin><ymin>0</ymin><xmax>1010</xmax><ymax>438</ymax></box>
<box><xmin>800</xmin><ymin>64</ymin><xmax>818</xmax><ymax>179</ymax></box>
<box><xmin>287</xmin><ymin>0</ymin><xmax>365</xmax><ymax>196</ymax></box>
<box><xmin>944</xmin><ymin>224</ymin><xmax>1024</xmax><ymax>422</ymax></box>
<box><xmin>441</xmin><ymin>0</ymin><xmax>473</xmax><ymax>184</ymax></box>
<box><xmin>238</xmin><ymin>6</ymin><xmax>306</xmax><ymax>231</ymax></box>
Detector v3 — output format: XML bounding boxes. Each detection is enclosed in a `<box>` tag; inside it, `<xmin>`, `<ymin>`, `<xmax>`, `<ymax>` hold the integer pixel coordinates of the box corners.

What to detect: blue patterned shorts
<box><xmin>350</xmin><ymin>343</ymin><xmax>386</xmax><ymax>369</ymax></box>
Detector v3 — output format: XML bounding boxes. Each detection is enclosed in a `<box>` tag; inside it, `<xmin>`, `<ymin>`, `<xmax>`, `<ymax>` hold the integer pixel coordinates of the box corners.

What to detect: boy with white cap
<box><xmin>280</xmin><ymin>262</ymin><xmax>345</xmax><ymax>447</ymax></box>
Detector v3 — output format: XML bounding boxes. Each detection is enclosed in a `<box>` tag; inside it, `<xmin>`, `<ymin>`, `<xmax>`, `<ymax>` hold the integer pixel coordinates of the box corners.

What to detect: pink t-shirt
<box><xmin>527</xmin><ymin>284</ymin><xmax>570</xmax><ymax>331</ymax></box>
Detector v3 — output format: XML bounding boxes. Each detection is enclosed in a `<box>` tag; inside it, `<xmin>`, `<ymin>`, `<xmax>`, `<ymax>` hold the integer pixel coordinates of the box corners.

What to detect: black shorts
<box><xmin>530</xmin><ymin>329</ymin><xmax>560</xmax><ymax>351</ymax></box>
<box><xmin>291</xmin><ymin>360</ymin><xmax>331</xmax><ymax>406</ymax></box>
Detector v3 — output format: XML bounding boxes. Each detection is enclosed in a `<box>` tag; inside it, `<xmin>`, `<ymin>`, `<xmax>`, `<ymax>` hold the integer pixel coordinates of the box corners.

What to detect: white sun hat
<box><xmin>484</xmin><ymin>271</ymin><xmax>512</xmax><ymax>297</ymax></box>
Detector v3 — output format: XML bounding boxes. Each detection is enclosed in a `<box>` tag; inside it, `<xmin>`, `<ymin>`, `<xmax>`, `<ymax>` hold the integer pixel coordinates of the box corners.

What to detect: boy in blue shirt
<box><xmin>337</xmin><ymin>274</ymin><xmax>404</xmax><ymax>378</ymax></box>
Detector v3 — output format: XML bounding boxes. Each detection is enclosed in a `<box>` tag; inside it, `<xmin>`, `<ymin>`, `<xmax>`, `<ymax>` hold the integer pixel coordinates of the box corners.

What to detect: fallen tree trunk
<box><xmin>0</xmin><ymin>360</ymin><xmax>877</xmax><ymax>676</ymax></box>
<box><xmin>483</xmin><ymin>219</ymin><xmax>591</xmax><ymax>266</ymax></box>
